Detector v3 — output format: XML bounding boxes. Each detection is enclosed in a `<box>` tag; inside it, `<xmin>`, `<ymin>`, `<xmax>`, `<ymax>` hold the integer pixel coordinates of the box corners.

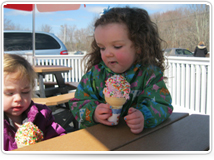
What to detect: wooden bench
<box><xmin>32</xmin><ymin>92</ymin><xmax>78</xmax><ymax>131</ymax></box>
<box><xmin>32</xmin><ymin>92</ymin><xmax>75</xmax><ymax>106</ymax></box>
<box><xmin>43</xmin><ymin>82</ymin><xmax>79</xmax><ymax>89</ymax></box>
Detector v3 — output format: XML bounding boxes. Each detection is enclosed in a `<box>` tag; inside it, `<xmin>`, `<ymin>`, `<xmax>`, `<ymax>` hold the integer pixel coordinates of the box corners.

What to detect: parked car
<box><xmin>74</xmin><ymin>51</ymin><xmax>84</xmax><ymax>55</ymax></box>
<box><xmin>164</xmin><ymin>48</ymin><xmax>194</xmax><ymax>57</ymax></box>
<box><xmin>4</xmin><ymin>30</ymin><xmax>68</xmax><ymax>56</ymax></box>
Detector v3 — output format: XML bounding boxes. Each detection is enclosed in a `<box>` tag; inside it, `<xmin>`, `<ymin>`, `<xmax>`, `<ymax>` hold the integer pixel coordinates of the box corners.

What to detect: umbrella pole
<box><xmin>32</xmin><ymin>4</ymin><xmax>35</xmax><ymax>66</ymax></box>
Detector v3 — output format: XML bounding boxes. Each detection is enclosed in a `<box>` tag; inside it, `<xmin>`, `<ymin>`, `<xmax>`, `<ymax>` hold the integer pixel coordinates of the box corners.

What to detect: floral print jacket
<box><xmin>69</xmin><ymin>61</ymin><xmax>173</xmax><ymax>129</ymax></box>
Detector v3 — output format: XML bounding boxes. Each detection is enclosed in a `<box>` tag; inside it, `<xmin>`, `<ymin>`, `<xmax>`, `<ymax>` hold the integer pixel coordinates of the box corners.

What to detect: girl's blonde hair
<box><xmin>83</xmin><ymin>7</ymin><xmax>167</xmax><ymax>73</ymax></box>
<box><xmin>4</xmin><ymin>54</ymin><xmax>37</xmax><ymax>89</ymax></box>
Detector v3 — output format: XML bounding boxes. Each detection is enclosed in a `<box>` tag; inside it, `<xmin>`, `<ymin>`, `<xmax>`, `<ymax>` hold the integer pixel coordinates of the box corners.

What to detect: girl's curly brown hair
<box><xmin>83</xmin><ymin>7</ymin><xmax>167</xmax><ymax>73</ymax></box>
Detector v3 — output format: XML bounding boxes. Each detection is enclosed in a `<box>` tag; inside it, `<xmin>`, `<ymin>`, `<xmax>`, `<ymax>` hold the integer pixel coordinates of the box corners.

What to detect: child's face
<box><xmin>4</xmin><ymin>72</ymin><xmax>32</xmax><ymax>119</ymax></box>
<box><xmin>95</xmin><ymin>23</ymin><xmax>138</xmax><ymax>73</ymax></box>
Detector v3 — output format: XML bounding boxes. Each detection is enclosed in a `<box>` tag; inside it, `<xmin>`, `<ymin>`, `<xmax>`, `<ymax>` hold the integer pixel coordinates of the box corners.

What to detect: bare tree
<box><xmin>151</xmin><ymin>4</ymin><xmax>210</xmax><ymax>52</ymax></box>
<box><xmin>57</xmin><ymin>15</ymin><xmax>99</xmax><ymax>53</ymax></box>
<box><xmin>4</xmin><ymin>18</ymin><xmax>25</xmax><ymax>30</ymax></box>
<box><xmin>40</xmin><ymin>24</ymin><xmax>52</xmax><ymax>33</ymax></box>
<box><xmin>58</xmin><ymin>24</ymin><xmax>78</xmax><ymax>51</ymax></box>
<box><xmin>187</xmin><ymin>4</ymin><xmax>209</xmax><ymax>50</ymax></box>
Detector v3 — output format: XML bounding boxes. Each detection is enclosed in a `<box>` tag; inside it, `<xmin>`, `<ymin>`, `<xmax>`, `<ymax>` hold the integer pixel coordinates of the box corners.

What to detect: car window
<box><xmin>175</xmin><ymin>49</ymin><xmax>183</xmax><ymax>55</ymax></box>
<box><xmin>36</xmin><ymin>33</ymin><xmax>60</xmax><ymax>50</ymax></box>
<box><xmin>183</xmin><ymin>49</ymin><xmax>193</xmax><ymax>55</ymax></box>
<box><xmin>4</xmin><ymin>33</ymin><xmax>32</xmax><ymax>51</ymax></box>
<box><xmin>4</xmin><ymin>32</ymin><xmax>60</xmax><ymax>51</ymax></box>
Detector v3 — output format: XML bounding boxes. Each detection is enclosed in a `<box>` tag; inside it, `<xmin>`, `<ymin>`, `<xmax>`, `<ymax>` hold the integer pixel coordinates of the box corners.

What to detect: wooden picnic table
<box><xmin>33</xmin><ymin>65</ymin><xmax>78</xmax><ymax>130</ymax></box>
<box><xmin>33</xmin><ymin>65</ymin><xmax>74</xmax><ymax>98</ymax></box>
<box><xmin>13</xmin><ymin>112</ymin><xmax>209</xmax><ymax>151</ymax></box>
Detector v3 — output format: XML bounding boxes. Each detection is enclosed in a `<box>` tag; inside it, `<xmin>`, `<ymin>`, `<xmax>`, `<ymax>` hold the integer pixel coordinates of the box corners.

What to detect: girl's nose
<box><xmin>103</xmin><ymin>49</ymin><xmax>113</xmax><ymax>57</ymax></box>
<box><xmin>14</xmin><ymin>94</ymin><xmax>22</xmax><ymax>102</ymax></box>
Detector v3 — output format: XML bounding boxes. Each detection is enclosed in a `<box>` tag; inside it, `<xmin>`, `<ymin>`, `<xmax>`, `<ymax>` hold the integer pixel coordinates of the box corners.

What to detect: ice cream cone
<box><xmin>105</xmin><ymin>96</ymin><xmax>126</xmax><ymax>125</ymax></box>
<box><xmin>105</xmin><ymin>97</ymin><xmax>126</xmax><ymax>109</ymax></box>
<box><xmin>17</xmin><ymin>143</ymin><xmax>27</xmax><ymax>148</ymax></box>
<box><xmin>103</xmin><ymin>75</ymin><xmax>130</xmax><ymax>125</ymax></box>
<box><xmin>15</xmin><ymin>122</ymin><xmax>44</xmax><ymax>148</ymax></box>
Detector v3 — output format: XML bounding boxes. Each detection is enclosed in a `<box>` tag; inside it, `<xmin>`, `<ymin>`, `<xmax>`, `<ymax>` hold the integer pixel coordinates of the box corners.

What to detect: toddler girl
<box><xmin>69</xmin><ymin>7</ymin><xmax>173</xmax><ymax>134</ymax></box>
<box><xmin>4</xmin><ymin>54</ymin><xmax>66</xmax><ymax>151</ymax></box>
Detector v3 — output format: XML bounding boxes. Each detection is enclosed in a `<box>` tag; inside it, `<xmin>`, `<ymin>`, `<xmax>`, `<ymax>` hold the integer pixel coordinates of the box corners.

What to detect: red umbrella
<box><xmin>4</xmin><ymin>4</ymin><xmax>85</xmax><ymax>64</ymax></box>
<box><xmin>4</xmin><ymin>4</ymin><xmax>82</xmax><ymax>12</ymax></box>
<box><xmin>4</xmin><ymin>4</ymin><xmax>34</xmax><ymax>11</ymax></box>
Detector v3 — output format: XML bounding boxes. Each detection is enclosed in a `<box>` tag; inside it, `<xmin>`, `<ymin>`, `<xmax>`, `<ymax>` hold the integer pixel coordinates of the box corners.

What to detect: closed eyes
<box><xmin>114</xmin><ymin>46</ymin><xmax>122</xmax><ymax>49</ymax></box>
<box><xmin>99</xmin><ymin>46</ymin><xmax>122</xmax><ymax>51</ymax></box>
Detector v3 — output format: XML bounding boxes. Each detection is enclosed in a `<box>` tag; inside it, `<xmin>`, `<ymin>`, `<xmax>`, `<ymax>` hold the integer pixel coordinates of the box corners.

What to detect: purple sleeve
<box><xmin>42</xmin><ymin>108</ymin><xmax>66</xmax><ymax>140</ymax></box>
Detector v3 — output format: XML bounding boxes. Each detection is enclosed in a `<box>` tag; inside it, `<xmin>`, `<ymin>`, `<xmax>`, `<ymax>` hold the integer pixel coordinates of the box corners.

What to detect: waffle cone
<box><xmin>17</xmin><ymin>143</ymin><xmax>28</xmax><ymax>148</ymax></box>
<box><xmin>105</xmin><ymin>97</ymin><xmax>126</xmax><ymax>109</ymax></box>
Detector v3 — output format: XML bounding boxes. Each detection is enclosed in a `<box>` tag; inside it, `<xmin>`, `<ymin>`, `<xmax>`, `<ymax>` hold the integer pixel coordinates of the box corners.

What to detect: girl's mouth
<box><xmin>13</xmin><ymin>107</ymin><xmax>23</xmax><ymax>112</ymax></box>
<box><xmin>109</xmin><ymin>61</ymin><xmax>118</xmax><ymax>64</ymax></box>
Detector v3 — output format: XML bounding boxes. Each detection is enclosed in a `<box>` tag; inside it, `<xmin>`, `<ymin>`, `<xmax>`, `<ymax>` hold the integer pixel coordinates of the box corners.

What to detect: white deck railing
<box><xmin>165</xmin><ymin>57</ymin><xmax>211</xmax><ymax>115</ymax></box>
<box><xmin>24</xmin><ymin>55</ymin><xmax>211</xmax><ymax>115</ymax></box>
<box><xmin>34</xmin><ymin>55</ymin><xmax>85</xmax><ymax>82</ymax></box>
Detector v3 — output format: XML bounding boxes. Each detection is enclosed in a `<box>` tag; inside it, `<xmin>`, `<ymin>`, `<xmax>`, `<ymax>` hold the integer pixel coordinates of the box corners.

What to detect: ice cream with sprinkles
<box><xmin>103</xmin><ymin>75</ymin><xmax>130</xmax><ymax>99</ymax></box>
<box><xmin>103</xmin><ymin>75</ymin><xmax>131</xmax><ymax>125</ymax></box>
<box><xmin>15</xmin><ymin>122</ymin><xmax>44</xmax><ymax>148</ymax></box>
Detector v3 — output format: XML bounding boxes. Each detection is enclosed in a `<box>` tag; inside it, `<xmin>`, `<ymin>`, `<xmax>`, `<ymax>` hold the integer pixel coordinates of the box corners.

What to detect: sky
<box><xmin>2</xmin><ymin>2</ymin><xmax>202</xmax><ymax>36</ymax></box>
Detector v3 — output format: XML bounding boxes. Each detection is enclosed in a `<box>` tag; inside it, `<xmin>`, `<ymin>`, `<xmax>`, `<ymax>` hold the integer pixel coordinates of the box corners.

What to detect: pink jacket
<box><xmin>4</xmin><ymin>101</ymin><xmax>66</xmax><ymax>151</ymax></box>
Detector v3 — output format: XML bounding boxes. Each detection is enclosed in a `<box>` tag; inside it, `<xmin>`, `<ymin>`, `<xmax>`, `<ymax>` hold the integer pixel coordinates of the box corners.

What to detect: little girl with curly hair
<box><xmin>69</xmin><ymin>7</ymin><xmax>173</xmax><ymax>134</ymax></box>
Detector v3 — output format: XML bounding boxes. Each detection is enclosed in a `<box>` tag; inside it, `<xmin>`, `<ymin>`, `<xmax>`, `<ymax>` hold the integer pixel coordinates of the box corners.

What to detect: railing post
<box><xmin>195</xmin><ymin>65</ymin><xmax>201</xmax><ymax>113</ymax></box>
<box><xmin>190</xmin><ymin>64</ymin><xmax>195</xmax><ymax>111</ymax></box>
<box><xmin>200</xmin><ymin>65</ymin><xmax>207</xmax><ymax>114</ymax></box>
<box><xmin>180</xmin><ymin>63</ymin><xmax>185</xmax><ymax>108</ymax></box>
<box><xmin>206</xmin><ymin>65</ymin><xmax>211</xmax><ymax>115</ymax></box>
<box><xmin>185</xmin><ymin>64</ymin><xmax>190</xmax><ymax>110</ymax></box>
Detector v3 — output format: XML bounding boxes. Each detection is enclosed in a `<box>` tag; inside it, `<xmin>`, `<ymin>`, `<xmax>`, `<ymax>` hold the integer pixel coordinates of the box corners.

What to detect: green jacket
<box><xmin>69</xmin><ymin>61</ymin><xmax>173</xmax><ymax>129</ymax></box>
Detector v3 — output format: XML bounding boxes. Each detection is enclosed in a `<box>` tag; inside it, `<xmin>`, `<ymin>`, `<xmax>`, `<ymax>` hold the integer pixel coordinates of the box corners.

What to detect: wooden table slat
<box><xmin>32</xmin><ymin>92</ymin><xmax>75</xmax><ymax>106</ymax></box>
<box><xmin>115</xmin><ymin>114</ymin><xmax>210</xmax><ymax>151</ymax></box>
<box><xmin>33</xmin><ymin>65</ymin><xmax>72</xmax><ymax>73</ymax></box>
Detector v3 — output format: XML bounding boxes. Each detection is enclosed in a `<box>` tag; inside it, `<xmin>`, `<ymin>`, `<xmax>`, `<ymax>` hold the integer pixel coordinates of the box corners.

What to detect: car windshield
<box><xmin>183</xmin><ymin>50</ymin><xmax>193</xmax><ymax>55</ymax></box>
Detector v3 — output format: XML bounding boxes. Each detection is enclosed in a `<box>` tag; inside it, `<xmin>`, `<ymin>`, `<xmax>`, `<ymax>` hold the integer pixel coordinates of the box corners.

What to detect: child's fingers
<box><xmin>98</xmin><ymin>107</ymin><xmax>111</xmax><ymax>115</ymax></box>
<box><xmin>96</xmin><ymin>104</ymin><xmax>111</xmax><ymax>114</ymax></box>
<box><xmin>124</xmin><ymin>108</ymin><xmax>139</xmax><ymax>121</ymax></box>
<box><xmin>125</xmin><ymin>118</ymin><xmax>139</xmax><ymax>125</ymax></box>
<box><xmin>124</xmin><ymin>108</ymin><xmax>145</xmax><ymax>134</ymax></box>
<box><xmin>125</xmin><ymin>116</ymin><xmax>144</xmax><ymax>134</ymax></box>
<box><xmin>97</xmin><ymin>110</ymin><xmax>112</xmax><ymax>119</ymax></box>
<box><xmin>106</xmin><ymin>103</ymin><xmax>112</xmax><ymax>109</ymax></box>
<box><xmin>127</xmin><ymin>122</ymin><xmax>142</xmax><ymax>130</ymax></box>
<box><xmin>94</xmin><ymin>103</ymin><xmax>111</xmax><ymax>123</ymax></box>
<box><xmin>128</xmin><ymin>107</ymin><xmax>138</xmax><ymax>114</ymax></box>
<box><xmin>125</xmin><ymin>118</ymin><xmax>144</xmax><ymax>134</ymax></box>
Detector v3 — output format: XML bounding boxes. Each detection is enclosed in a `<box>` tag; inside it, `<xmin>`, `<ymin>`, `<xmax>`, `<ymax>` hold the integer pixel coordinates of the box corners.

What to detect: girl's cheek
<box><xmin>115</xmin><ymin>52</ymin><xmax>125</xmax><ymax>60</ymax></box>
<box><xmin>116</xmin><ymin>53</ymin><xmax>131</xmax><ymax>64</ymax></box>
